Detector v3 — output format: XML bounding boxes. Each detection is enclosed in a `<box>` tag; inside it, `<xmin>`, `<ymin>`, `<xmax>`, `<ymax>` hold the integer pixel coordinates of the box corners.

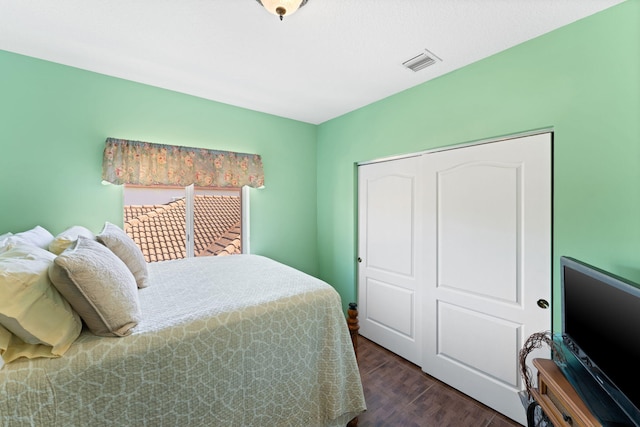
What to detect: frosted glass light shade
<box><xmin>258</xmin><ymin>0</ymin><xmax>305</xmax><ymax>19</ymax></box>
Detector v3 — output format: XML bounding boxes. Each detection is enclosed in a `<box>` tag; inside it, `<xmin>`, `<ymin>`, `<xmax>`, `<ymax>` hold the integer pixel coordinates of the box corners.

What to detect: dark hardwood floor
<box><xmin>355</xmin><ymin>335</ymin><xmax>523</xmax><ymax>427</ymax></box>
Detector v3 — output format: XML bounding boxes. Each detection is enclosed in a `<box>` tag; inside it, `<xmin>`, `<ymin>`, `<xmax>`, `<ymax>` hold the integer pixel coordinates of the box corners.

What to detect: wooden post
<box><xmin>347</xmin><ymin>302</ymin><xmax>359</xmax><ymax>356</ymax></box>
<box><xmin>346</xmin><ymin>302</ymin><xmax>360</xmax><ymax>427</ymax></box>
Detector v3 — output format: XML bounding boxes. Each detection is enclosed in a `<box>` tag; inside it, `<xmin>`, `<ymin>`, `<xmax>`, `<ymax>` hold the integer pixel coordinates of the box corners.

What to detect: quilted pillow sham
<box><xmin>49</xmin><ymin>237</ymin><xmax>141</xmax><ymax>337</ymax></box>
<box><xmin>96</xmin><ymin>222</ymin><xmax>149</xmax><ymax>288</ymax></box>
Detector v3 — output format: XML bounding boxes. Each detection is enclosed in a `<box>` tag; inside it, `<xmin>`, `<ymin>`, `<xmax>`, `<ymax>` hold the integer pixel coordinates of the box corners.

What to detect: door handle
<box><xmin>537</xmin><ymin>299</ymin><xmax>550</xmax><ymax>309</ymax></box>
<box><xmin>357</xmin><ymin>257</ymin><xmax>362</xmax><ymax>263</ymax></box>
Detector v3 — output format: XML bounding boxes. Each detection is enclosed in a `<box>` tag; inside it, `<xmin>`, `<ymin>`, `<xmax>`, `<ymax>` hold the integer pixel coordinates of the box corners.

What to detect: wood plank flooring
<box><xmin>355</xmin><ymin>335</ymin><xmax>524</xmax><ymax>427</ymax></box>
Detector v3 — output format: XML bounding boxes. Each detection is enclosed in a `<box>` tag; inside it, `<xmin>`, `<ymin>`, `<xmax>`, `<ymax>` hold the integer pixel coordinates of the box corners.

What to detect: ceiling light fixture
<box><xmin>256</xmin><ymin>0</ymin><xmax>309</xmax><ymax>21</ymax></box>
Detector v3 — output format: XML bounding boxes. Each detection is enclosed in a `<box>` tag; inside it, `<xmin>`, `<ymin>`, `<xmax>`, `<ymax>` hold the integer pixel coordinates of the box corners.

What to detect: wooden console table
<box><xmin>528</xmin><ymin>358</ymin><xmax>601</xmax><ymax>427</ymax></box>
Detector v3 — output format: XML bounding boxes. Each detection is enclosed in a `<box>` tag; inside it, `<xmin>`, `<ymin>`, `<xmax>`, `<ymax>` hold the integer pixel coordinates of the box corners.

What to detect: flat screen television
<box><xmin>560</xmin><ymin>256</ymin><xmax>640</xmax><ymax>426</ymax></box>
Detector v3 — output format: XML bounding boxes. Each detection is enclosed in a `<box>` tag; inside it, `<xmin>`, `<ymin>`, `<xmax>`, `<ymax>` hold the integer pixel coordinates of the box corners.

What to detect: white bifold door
<box><xmin>358</xmin><ymin>132</ymin><xmax>552</xmax><ymax>425</ymax></box>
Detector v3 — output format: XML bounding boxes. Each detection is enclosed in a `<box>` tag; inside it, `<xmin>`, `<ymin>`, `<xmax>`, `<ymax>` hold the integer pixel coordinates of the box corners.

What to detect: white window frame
<box><xmin>241</xmin><ymin>185</ymin><xmax>250</xmax><ymax>254</ymax></box>
<box><xmin>123</xmin><ymin>184</ymin><xmax>248</xmax><ymax>259</ymax></box>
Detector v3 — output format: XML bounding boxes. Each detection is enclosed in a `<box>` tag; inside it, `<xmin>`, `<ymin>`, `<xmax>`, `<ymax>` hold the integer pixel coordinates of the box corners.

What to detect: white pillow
<box><xmin>49</xmin><ymin>226</ymin><xmax>95</xmax><ymax>255</ymax></box>
<box><xmin>0</xmin><ymin>244</ymin><xmax>82</xmax><ymax>356</ymax></box>
<box><xmin>0</xmin><ymin>325</ymin><xmax>6</xmax><ymax>369</ymax></box>
<box><xmin>49</xmin><ymin>237</ymin><xmax>141</xmax><ymax>337</ymax></box>
<box><xmin>13</xmin><ymin>226</ymin><xmax>55</xmax><ymax>250</ymax></box>
<box><xmin>0</xmin><ymin>233</ymin><xmax>13</xmax><ymax>254</ymax></box>
<box><xmin>0</xmin><ymin>232</ymin><xmax>33</xmax><ymax>254</ymax></box>
<box><xmin>97</xmin><ymin>222</ymin><xmax>149</xmax><ymax>288</ymax></box>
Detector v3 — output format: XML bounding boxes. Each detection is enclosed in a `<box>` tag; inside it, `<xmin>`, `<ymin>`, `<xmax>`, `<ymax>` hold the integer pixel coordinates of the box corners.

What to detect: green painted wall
<box><xmin>0</xmin><ymin>51</ymin><xmax>319</xmax><ymax>276</ymax></box>
<box><xmin>1</xmin><ymin>2</ymin><xmax>639</xmax><ymax>322</ymax></box>
<box><xmin>316</xmin><ymin>0</ymin><xmax>640</xmax><ymax>323</ymax></box>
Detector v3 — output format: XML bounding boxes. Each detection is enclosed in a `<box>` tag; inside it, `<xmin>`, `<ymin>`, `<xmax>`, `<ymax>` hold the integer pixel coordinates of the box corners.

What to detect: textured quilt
<box><xmin>0</xmin><ymin>255</ymin><xmax>366</xmax><ymax>426</ymax></box>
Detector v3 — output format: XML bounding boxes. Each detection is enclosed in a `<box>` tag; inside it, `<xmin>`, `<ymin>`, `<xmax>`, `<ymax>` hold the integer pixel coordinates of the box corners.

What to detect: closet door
<box><xmin>421</xmin><ymin>133</ymin><xmax>552</xmax><ymax>425</ymax></box>
<box><xmin>357</xmin><ymin>156</ymin><xmax>422</xmax><ymax>365</ymax></box>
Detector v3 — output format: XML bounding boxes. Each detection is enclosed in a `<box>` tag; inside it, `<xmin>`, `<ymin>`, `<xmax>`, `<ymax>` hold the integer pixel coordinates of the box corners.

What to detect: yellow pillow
<box><xmin>0</xmin><ymin>245</ymin><xmax>82</xmax><ymax>357</ymax></box>
<box><xmin>0</xmin><ymin>324</ymin><xmax>65</xmax><ymax>366</ymax></box>
<box><xmin>49</xmin><ymin>225</ymin><xmax>95</xmax><ymax>255</ymax></box>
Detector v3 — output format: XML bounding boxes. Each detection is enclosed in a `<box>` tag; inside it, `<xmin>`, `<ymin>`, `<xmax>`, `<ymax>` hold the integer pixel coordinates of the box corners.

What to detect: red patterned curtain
<box><xmin>102</xmin><ymin>138</ymin><xmax>264</xmax><ymax>188</ymax></box>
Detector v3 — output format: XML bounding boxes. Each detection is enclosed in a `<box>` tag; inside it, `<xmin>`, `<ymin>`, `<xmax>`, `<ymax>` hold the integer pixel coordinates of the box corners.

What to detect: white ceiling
<box><xmin>0</xmin><ymin>0</ymin><xmax>625</xmax><ymax>124</ymax></box>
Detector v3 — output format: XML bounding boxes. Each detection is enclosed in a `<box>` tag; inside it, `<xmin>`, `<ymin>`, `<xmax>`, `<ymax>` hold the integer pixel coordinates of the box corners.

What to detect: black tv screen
<box><xmin>561</xmin><ymin>256</ymin><xmax>640</xmax><ymax>425</ymax></box>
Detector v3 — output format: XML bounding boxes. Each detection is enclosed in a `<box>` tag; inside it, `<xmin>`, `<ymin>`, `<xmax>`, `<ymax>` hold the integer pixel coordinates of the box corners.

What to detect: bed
<box><xmin>0</xmin><ymin>227</ymin><xmax>365</xmax><ymax>427</ymax></box>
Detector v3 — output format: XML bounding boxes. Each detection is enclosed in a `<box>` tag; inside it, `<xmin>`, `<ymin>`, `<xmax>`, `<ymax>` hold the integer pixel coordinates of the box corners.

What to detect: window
<box><xmin>123</xmin><ymin>185</ymin><xmax>245</xmax><ymax>263</ymax></box>
<box><xmin>101</xmin><ymin>137</ymin><xmax>261</xmax><ymax>262</ymax></box>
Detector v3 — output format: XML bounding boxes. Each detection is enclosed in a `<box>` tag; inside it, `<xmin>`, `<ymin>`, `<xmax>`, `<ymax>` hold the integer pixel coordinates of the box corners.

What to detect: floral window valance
<box><xmin>102</xmin><ymin>138</ymin><xmax>265</xmax><ymax>188</ymax></box>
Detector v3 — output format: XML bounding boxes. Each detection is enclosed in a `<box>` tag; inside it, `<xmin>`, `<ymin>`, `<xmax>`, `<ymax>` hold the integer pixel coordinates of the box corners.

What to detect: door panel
<box><xmin>437</xmin><ymin>302</ymin><xmax>521</xmax><ymax>387</ymax></box>
<box><xmin>366</xmin><ymin>279</ymin><xmax>414</xmax><ymax>337</ymax></box>
<box><xmin>367</xmin><ymin>174</ymin><xmax>414</xmax><ymax>276</ymax></box>
<box><xmin>358</xmin><ymin>156</ymin><xmax>422</xmax><ymax>365</ymax></box>
<box><xmin>422</xmin><ymin>133</ymin><xmax>552</xmax><ymax>425</ymax></box>
<box><xmin>438</xmin><ymin>162</ymin><xmax>519</xmax><ymax>301</ymax></box>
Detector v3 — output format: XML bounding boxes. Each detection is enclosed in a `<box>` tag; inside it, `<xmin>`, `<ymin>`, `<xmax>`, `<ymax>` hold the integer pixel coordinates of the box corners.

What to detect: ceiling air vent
<box><xmin>402</xmin><ymin>49</ymin><xmax>441</xmax><ymax>72</ymax></box>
